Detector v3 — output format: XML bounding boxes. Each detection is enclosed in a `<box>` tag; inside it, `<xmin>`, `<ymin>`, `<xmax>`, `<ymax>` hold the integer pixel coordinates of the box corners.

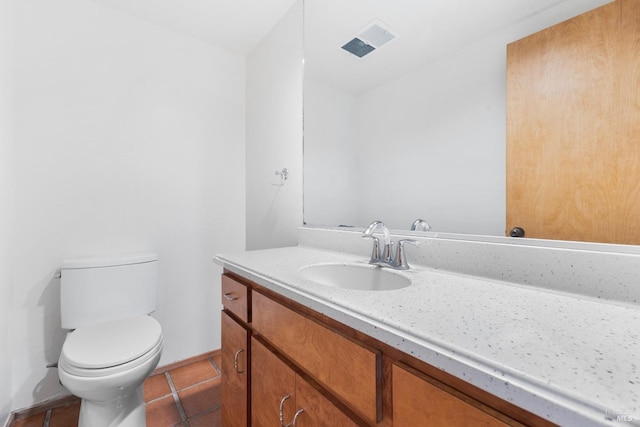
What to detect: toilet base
<box><xmin>78</xmin><ymin>387</ymin><xmax>146</xmax><ymax>427</ymax></box>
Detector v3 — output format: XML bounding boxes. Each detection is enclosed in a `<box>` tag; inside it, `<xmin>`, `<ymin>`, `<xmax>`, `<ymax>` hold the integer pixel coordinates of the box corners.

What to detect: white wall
<box><xmin>0</xmin><ymin>0</ymin><xmax>15</xmax><ymax>423</ymax></box>
<box><xmin>246</xmin><ymin>1</ymin><xmax>303</xmax><ymax>250</ymax></box>
<box><xmin>303</xmin><ymin>0</ymin><xmax>611</xmax><ymax>235</ymax></box>
<box><xmin>10</xmin><ymin>0</ymin><xmax>245</xmax><ymax>411</ymax></box>
<box><xmin>303</xmin><ymin>79</ymin><xmax>359</xmax><ymax>227</ymax></box>
<box><xmin>303</xmin><ymin>38</ymin><xmax>506</xmax><ymax>233</ymax></box>
<box><xmin>354</xmin><ymin>33</ymin><xmax>507</xmax><ymax>235</ymax></box>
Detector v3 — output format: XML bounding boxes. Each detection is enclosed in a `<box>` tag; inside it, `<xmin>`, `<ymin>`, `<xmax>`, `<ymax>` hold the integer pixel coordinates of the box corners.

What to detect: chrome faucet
<box><xmin>362</xmin><ymin>220</ymin><xmax>391</xmax><ymax>264</ymax></box>
<box><xmin>362</xmin><ymin>221</ymin><xmax>419</xmax><ymax>270</ymax></box>
<box><xmin>411</xmin><ymin>219</ymin><xmax>431</xmax><ymax>232</ymax></box>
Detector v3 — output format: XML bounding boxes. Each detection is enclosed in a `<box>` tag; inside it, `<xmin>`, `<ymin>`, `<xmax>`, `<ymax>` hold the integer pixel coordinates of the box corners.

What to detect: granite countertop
<box><xmin>214</xmin><ymin>245</ymin><xmax>640</xmax><ymax>427</ymax></box>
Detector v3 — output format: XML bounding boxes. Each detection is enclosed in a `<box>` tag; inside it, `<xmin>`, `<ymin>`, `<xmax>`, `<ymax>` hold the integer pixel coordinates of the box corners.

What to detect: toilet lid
<box><xmin>62</xmin><ymin>315</ymin><xmax>162</xmax><ymax>369</ymax></box>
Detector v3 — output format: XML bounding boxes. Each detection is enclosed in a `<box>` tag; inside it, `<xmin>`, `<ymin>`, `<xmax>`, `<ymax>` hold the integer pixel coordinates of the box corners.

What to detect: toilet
<box><xmin>58</xmin><ymin>253</ymin><xmax>163</xmax><ymax>427</ymax></box>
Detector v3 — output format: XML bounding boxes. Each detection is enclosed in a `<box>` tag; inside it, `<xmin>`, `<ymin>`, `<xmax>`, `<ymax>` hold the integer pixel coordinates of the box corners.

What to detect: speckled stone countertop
<box><xmin>214</xmin><ymin>234</ymin><xmax>640</xmax><ymax>426</ymax></box>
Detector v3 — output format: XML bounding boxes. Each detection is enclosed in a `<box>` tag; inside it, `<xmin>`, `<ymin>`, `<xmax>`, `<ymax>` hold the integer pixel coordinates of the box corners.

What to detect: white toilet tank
<box><xmin>60</xmin><ymin>253</ymin><xmax>158</xmax><ymax>330</ymax></box>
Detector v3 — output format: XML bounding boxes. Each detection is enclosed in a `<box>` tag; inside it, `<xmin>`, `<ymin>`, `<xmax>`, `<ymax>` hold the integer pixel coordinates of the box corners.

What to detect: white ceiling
<box><xmin>89</xmin><ymin>0</ymin><xmax>608</xmax><ymax>93</ymax></box>
<box><xmin>305</xmin><ymin>0</ymin><xmax>581</xmax><ymax>94</ymax></box>
<box><xmin>90</xmin><ymin>0</ymin><xmax>300</xmax><ymax>53</ymax></box>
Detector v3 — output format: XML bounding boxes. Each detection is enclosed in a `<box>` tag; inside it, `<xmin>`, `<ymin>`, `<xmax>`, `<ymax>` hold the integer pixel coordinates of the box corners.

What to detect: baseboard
<box><xmin>152</xmin><ymin>349</ymin><xmax>221</xmax><ymax>375</ymax></box>
<box><xmin>11</xmin><ymin>395</ymin><xmax>79</xmax><ymax>422</ymax></box>
<box><xmin>9</xmin><ymin>349</ymin><xmax>221</xmax><ymax>423</ymax></box>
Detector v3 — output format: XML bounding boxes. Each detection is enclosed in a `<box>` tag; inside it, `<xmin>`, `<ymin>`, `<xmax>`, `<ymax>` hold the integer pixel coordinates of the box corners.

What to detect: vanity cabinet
<box><xmin>220</xmin><ymin>271</ymin><xmax>553</xmax><ymax>427</ymax></box>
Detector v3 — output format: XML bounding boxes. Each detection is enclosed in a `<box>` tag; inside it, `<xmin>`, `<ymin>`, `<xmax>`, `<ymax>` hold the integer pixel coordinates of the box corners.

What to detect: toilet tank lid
<box><xmin>61</xmin><ymin>253</ymin><xmax>158</xmax><ymax>270</ymax></box>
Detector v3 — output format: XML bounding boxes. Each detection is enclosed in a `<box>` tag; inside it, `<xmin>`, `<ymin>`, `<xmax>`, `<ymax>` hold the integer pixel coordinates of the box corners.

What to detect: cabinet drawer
<box><xmin>252</xmin><ymin>291</ymin><xmax>381</xmax><ymax>424</ymax></box>
<box><xmin>221</xmin><ymin>275</ymin><xmax>249</xmax><ymax>322</ymax></box>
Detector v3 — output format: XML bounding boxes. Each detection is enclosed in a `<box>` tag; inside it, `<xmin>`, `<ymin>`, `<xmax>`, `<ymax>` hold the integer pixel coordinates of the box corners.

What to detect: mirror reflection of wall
<box><xmin>303</xmin><ymin>0</ymin><xmax>612</xmax><ymax>235</ymax></box>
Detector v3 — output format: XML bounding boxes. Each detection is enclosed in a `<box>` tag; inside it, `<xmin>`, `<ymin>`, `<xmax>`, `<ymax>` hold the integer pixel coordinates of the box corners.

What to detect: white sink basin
<box><xmin>299</xmin><ymin>263</ymin><xmax>411</xmax><ymax>291</ymax></box>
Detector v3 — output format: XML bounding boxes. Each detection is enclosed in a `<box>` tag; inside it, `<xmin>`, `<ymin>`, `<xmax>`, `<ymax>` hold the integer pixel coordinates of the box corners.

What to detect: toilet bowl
<box><xmin>58</xmin><ymin>315</ymin><xmax>163</xmax><ymax>427</ymax></box>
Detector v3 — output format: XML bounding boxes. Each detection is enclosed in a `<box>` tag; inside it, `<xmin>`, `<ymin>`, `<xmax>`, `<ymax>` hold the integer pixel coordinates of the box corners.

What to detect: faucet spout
<box><xmin>363</xmin><ymin>220</ymin><xmax>390</xmax><ymax>245</ymax></box>
<box><xmin>362</xmin><ymin>221</ymin><xmax>419</xmax><ymax>270</ymax></box>
<box><xmin>362</xmin><ymin>220</ymin><xmax>391</xmax><ymax>264</ymax></box>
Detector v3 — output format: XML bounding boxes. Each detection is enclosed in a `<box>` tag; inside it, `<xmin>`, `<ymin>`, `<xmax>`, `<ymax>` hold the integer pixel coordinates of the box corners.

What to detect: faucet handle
<box><xmin>393</xmin><ymin>239</ymin><xmax>419</xmax><ymax>270</ymax></box>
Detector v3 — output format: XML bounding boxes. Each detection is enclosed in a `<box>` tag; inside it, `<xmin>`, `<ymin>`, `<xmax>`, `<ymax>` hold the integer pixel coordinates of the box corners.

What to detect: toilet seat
<box><xmin>60</xmin><ymin>315</ymin><xmax>163</xmax><ymax>378</ymax></box>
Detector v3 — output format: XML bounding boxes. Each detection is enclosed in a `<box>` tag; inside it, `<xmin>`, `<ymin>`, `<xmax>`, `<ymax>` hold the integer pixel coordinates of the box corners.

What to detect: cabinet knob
<box><xmin>279</xmin><ymin>395</ymin><xmax>292</xmax><ymax>427</ymax></box>
<box><xmin>233</xmin><ymin>348</ymin><xmax>245</xmax><ymax>373</ymax></box>
<box><xmin>224</xmin><ymin>293</ymin><xmax>239</xmax><ymax>301</ymax></box>
<box><xmin>292</xmin><ymin>408</ymin><xmax>305</xmax><ymax>427</ymax></box>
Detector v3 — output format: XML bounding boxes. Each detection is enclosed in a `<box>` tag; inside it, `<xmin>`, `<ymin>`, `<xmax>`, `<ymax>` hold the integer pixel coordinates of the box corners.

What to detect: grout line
<box><xmin>42</xmin><ymin>409</ymin><xmax>52</xmax><ymax>427</ymax></box>
<box><xmin>208</xmin><ymin>357</ymin><xmax>222</xmax><ymax>376</ymax></box>
<box><xmin>185</xmin><ymin>404</ymin><xmax>222</xmax><ymax>421</ymax></box>
<box><xmin>170</xmin><ymin>377</ymin><xmax>219</xmax><ymax>394</ymax></box>
<box><xmin>151</xmin><ymin>350</ymin><xmax>220</xmax><ymax>377</ymax></box>
<box><xmin>165</xmin><ymin>371</ymin><xmax>190</xmax><ymax>427</ymax></box>
<box><xmin>145</xmin><ymin>394</ymin><xmax>174</xmax><ymax>405</ymax></box>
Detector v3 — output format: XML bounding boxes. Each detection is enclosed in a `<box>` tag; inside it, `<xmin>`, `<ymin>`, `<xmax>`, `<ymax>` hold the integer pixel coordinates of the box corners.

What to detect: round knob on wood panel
<box><xmin>510</xmin><ymin>227</ymin><xmax>525</xmax><ymax>237</ymax></box>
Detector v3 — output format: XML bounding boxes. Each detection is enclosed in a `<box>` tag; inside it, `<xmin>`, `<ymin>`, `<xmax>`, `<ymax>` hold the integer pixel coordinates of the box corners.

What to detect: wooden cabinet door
<box><xmin>506</xmin><ymin>0</ymin><xmax>640</xmax><ymax>244</ymax></box>
<box><xmin>221</xmin><ymin>311</ymin><xmax>249</xmax><ymax>427</ymax></box>
<box><xmin>392</xmin><ymin>364</ymin><xmax>508</xmax><ymax>427</ymax></box>
<box><xmin>252</xmin><ymin>291</ymin><xmax>380</xmax><ymax>424</ymax></box>
<box><xmin>252</xmin><ymin>337</ymin><xmax>359</xmax><ymax>427</ymax></box>
<box><xmin>294</xmin><ymin>376</ymin><xmax>359</xmax><ymax>427</ymax></box>
<box><xmin>251</xmin><ymin>337</ymin><xmax>297</xmax><ymax>427</ymax></box>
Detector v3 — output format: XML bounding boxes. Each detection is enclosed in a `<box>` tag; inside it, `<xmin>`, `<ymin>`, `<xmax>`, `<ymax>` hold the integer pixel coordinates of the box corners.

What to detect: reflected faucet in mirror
<box><xmin>411</xmin><ymin>219</ymin><xmax>431</xmax><ymax>232</ymax></box>
<box><xmin>362</xmin><ymin>221</ymin><xmax>419</xmax><ymax>270</ymax></box>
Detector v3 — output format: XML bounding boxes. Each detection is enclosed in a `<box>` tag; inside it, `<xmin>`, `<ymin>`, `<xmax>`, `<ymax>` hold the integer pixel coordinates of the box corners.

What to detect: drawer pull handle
<box><xmin>233</xmin><ymin>348</ymin><xmax>244</xmax><ymax>373</ymax></box>
<box><xmin>223</xmin><ymin>293</ymin><xmax>238</xmax><ymax>301</ymax></box>
<box><xmin>279</xmin><ymin>395</ymin><xmax>291</xmax><ymax>427</ymax></box>
<box><xmin>291</xmin><ymin>408</ymin><xmax>305</xmax><ymax>427</ymax></box>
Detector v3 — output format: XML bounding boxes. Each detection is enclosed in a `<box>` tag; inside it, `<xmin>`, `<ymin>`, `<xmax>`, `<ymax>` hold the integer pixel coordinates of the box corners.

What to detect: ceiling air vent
<box><xmin>341</xmin><ymin>20</ymin><xmax>397</xmax><ymax>58</ymax></box>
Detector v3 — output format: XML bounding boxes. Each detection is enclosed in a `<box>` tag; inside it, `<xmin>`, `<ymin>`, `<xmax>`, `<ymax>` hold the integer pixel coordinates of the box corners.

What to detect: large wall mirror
<box><xmin>303</xmin><ymin>0</ymin><xmax>612</xmax><ymax>238</ymax></box>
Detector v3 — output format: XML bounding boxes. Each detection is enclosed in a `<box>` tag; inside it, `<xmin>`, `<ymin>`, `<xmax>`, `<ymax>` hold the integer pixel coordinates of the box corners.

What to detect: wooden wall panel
<box><xmin>506</xmin><ymin>0</ymin><xmax>640</xmax><ymax>244</ymax></box>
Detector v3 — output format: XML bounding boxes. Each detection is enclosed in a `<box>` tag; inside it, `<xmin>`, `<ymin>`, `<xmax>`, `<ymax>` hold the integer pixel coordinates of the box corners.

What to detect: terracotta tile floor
<box><xmin>11</xmin><ymin>355</ymin><xmax>222</xmax><ymax>427</ymax></box>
